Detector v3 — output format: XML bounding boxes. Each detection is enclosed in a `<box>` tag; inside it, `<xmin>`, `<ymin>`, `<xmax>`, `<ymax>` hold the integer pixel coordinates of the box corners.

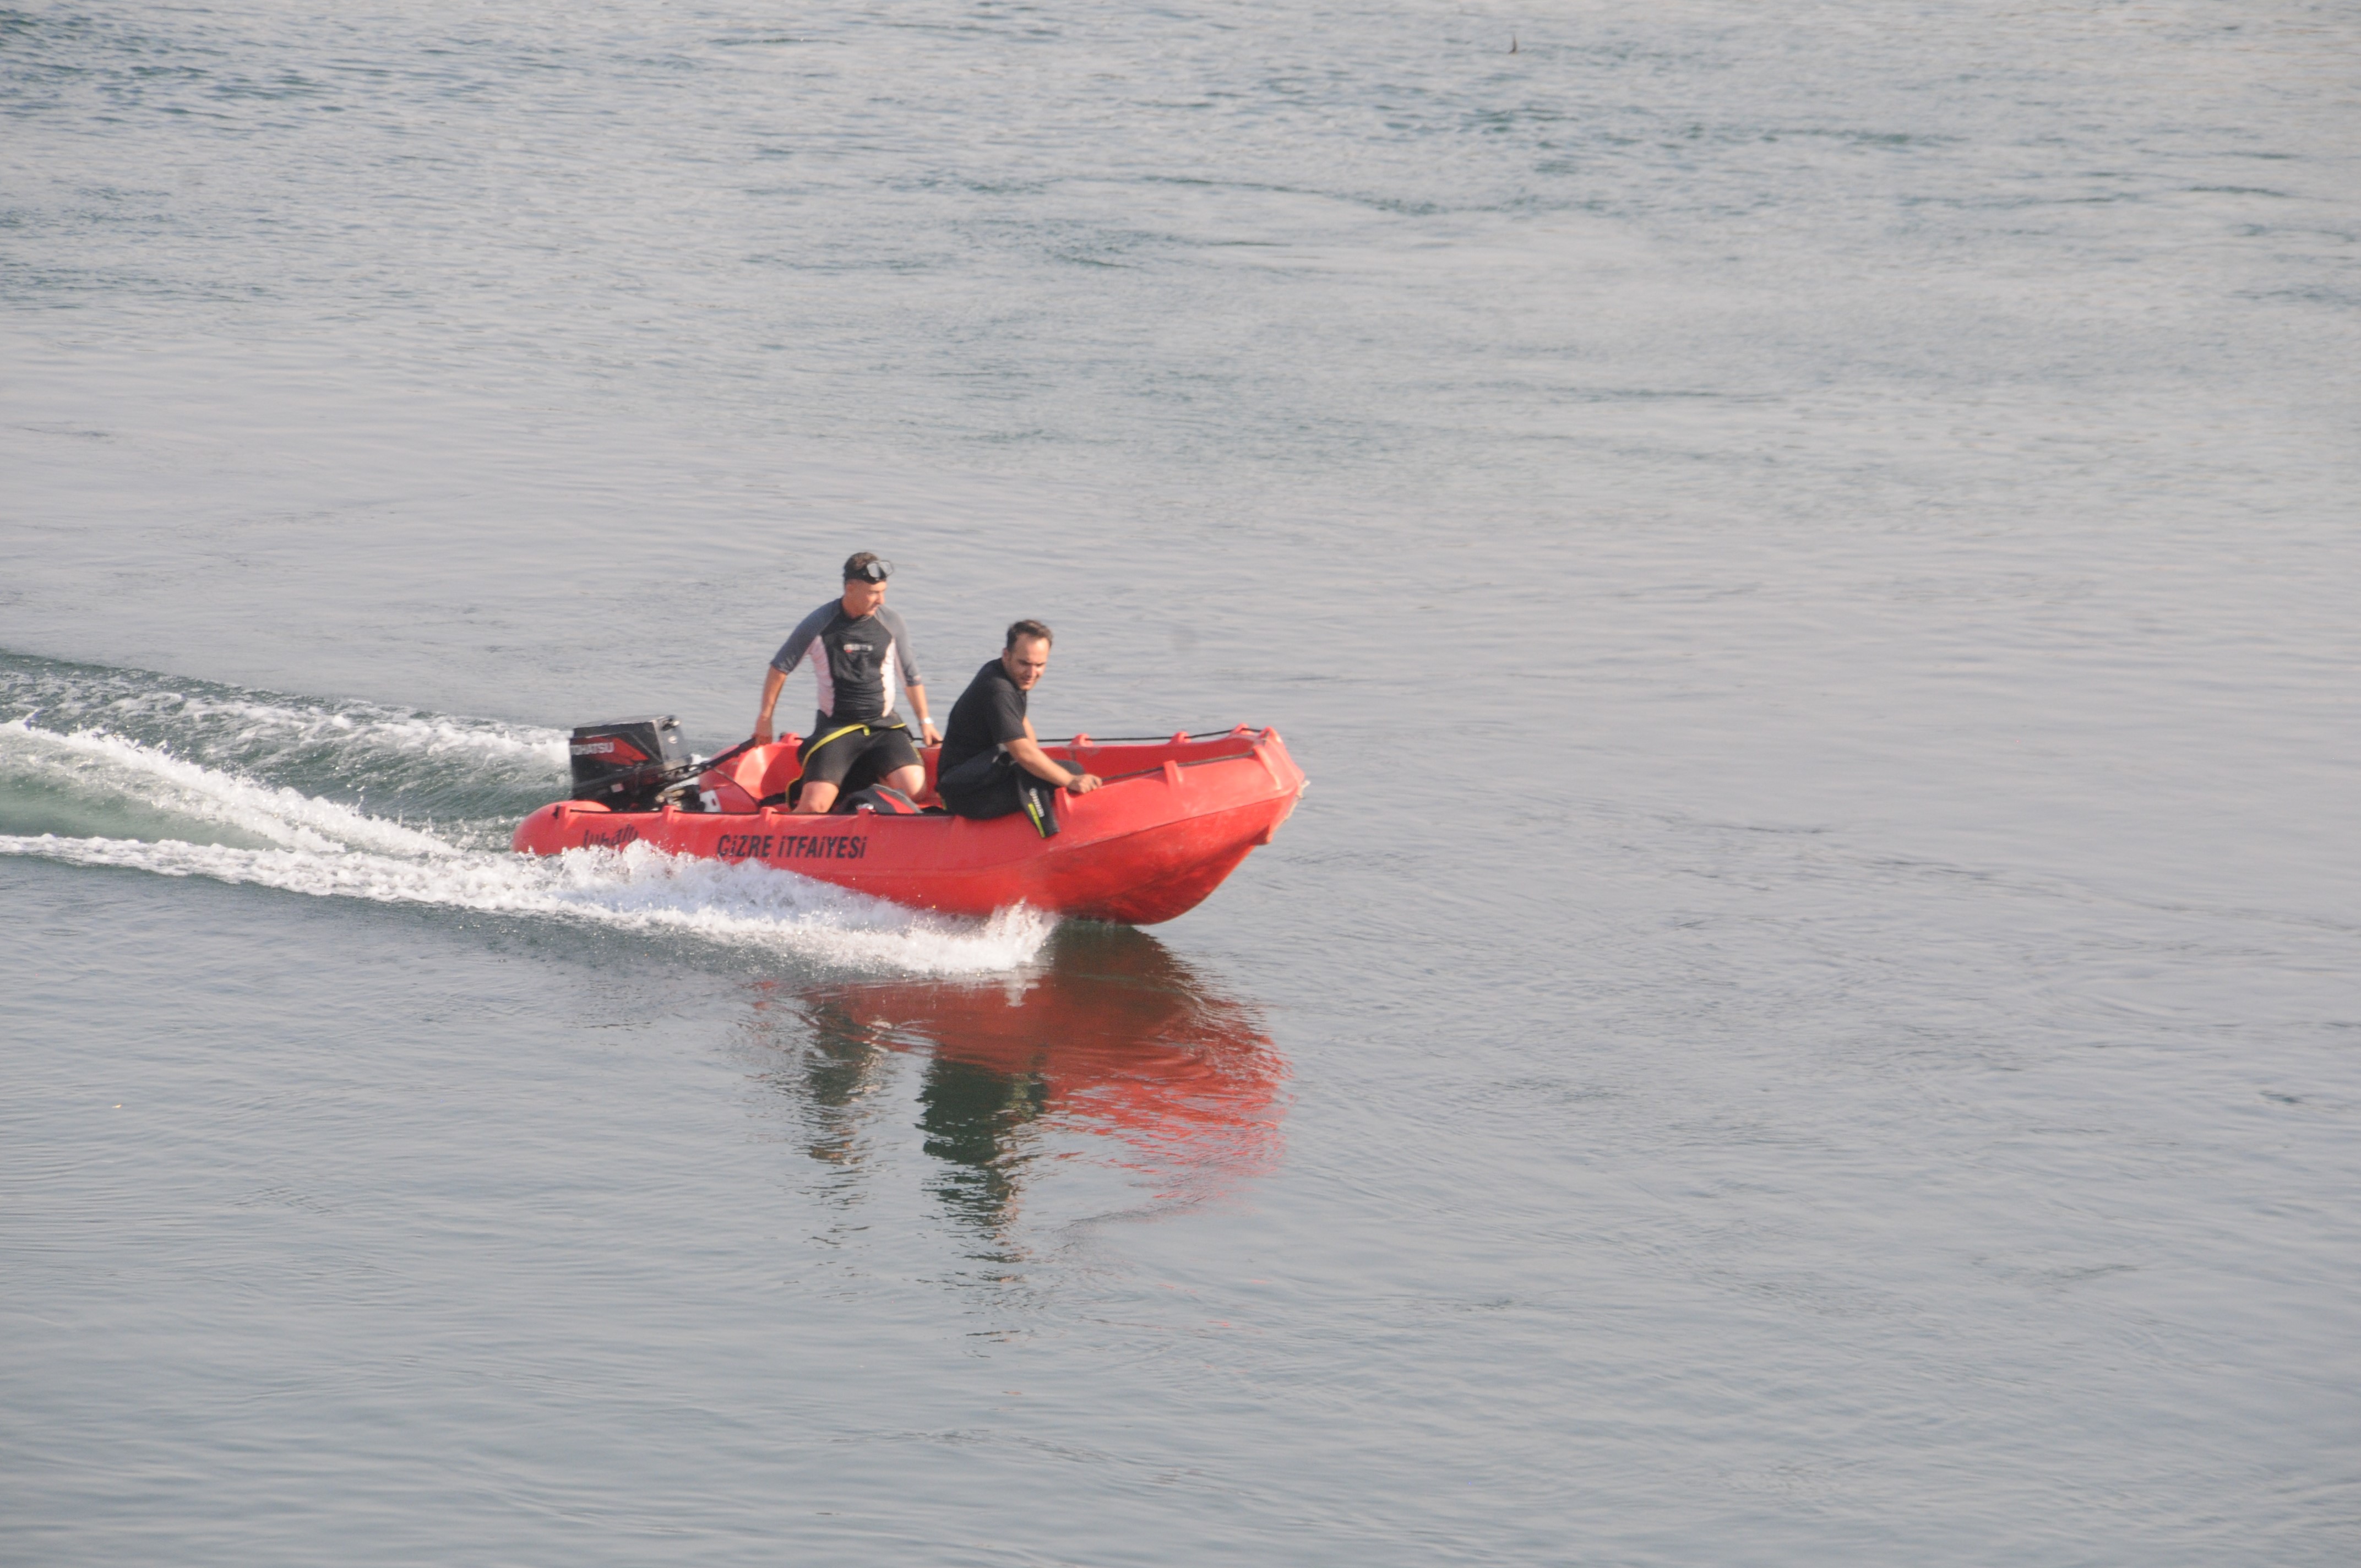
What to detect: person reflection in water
<box><xmin>746</xmin><ymin>925</ymin><xmax>1286</xmax><ymax>1245</ymax></box>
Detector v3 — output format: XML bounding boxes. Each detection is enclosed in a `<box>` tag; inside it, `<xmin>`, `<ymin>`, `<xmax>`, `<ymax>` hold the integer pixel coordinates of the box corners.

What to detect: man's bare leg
<box><xmin>886</xmin><ymin>764</ymin><xmax>927</xmax><ymax>799</ymax></box>
<box><xmin>792</xmin><ymin>782</ymin><xmax>839</xmax><ymax>814</ymax></box>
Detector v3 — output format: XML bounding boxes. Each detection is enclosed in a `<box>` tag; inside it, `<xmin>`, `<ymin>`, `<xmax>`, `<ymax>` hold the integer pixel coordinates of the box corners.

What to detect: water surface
<box><xmin>4</xmin><ymin>2</ymin><xmax>2358</xmax><ymax>1562</ymax></box>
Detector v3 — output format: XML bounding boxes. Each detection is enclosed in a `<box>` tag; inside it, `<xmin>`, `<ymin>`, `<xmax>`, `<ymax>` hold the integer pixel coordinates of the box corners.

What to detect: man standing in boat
<box><xmin>754</xmin><ymin>552</ymin><xmax>939</xmax><ymax>814</ymax></box>
<box><xmin>935</xmin><ymin>619</ymin><xmax>1101</xmax><ymax>837</ymax></box>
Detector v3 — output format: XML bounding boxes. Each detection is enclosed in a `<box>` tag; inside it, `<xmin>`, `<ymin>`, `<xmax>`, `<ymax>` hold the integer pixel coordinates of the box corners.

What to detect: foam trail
<box><xmin>2</xmin><ymin>655</ymin><xmax>570</xmax><ymax>770</ymax></box>
<box><xmin>1</xmin><ymin>718</ymin><xmax>459</xmax><ymax>856</ymax></box>
<box><xmin>0</xmin><ymin>709</ymin><xmax>1054</xmax><ymax>976</ymax></box>
<box><xmin>0</xmin><ymin>834</ymin><xmax>1057</xmax><ymax>976</ymax></box>
<box><xmin>2</xmin><ymin>655</ymin><xmax>572</xmax><ymax>845</ymax></box>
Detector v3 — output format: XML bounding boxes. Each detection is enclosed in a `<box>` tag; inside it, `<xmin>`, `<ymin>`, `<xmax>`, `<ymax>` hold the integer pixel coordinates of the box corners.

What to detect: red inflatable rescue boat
<box><xmin>512</xmin><ymin>726</ymin><xmax>1306</xmax><ymax>925</ymax></box>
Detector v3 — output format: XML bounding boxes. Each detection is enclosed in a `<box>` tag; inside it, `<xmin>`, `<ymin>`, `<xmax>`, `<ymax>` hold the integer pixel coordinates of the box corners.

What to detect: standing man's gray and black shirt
<box><xmin>770</xmin><ymin>602</ymin><xmax>923</xmax><ymax>728</ymax></box>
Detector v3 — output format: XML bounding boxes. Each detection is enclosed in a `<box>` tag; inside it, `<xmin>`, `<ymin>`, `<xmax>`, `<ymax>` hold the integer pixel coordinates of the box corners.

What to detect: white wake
<box><xmin>0</xmin><ymin>720</ymin><xmax>1054</xmax><ymax>975</ymax></box>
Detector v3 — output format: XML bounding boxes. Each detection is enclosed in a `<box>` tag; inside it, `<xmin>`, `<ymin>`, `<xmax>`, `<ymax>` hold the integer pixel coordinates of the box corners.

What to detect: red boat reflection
<box><xmin>751</xmin><ymin>925</ymin><xmax>1288</xmax><ymax>1234</ymax></box>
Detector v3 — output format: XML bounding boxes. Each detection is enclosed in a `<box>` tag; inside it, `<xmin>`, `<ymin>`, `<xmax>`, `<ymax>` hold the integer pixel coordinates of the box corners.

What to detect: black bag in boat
<box><xmin>840</xmin><ymin>783</ymin><xmax>926</xmax><ymax>815</ymax></box>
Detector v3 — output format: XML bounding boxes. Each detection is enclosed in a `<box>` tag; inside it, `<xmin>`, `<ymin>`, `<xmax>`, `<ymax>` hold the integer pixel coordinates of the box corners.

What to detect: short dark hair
<box><xmin>1004</xmin><ymin>619</ymin><xmax>1053</xmax><ymax>650</ymax></box>
<box><xmin>842</xmin><ymin>551</ymin><xmax>888</xmax><ymax>583</ymax></box>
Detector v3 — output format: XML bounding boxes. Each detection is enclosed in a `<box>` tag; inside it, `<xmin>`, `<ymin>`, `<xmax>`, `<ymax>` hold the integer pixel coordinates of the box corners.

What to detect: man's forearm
<box><xmin>755</xmin><ymin>669</ymin><xmax>786</xmax><ymax>737</ymax></box>
<box><xmin>1004</xmin><ymin>737</ymin><xmax>1074</xmax><ymax>787</ymax></box>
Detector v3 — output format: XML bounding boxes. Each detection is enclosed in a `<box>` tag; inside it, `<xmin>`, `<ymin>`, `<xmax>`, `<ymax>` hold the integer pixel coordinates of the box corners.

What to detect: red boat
<box><xmin>511</xmin><ymin>726</ymin><xmax>1306</xmax><ymax>925</ymax></box>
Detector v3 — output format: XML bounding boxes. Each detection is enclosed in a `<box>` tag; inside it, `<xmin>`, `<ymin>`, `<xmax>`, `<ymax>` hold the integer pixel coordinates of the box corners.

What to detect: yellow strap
<box><xmin>803</xmin><ymin>722</ymin><xmax>871</xmax><ymax>756</ymax></box>
<box><xmin>806</xmin><ymin>714</ymin><xmax>908</xmax><ymax>758</ymax></box>
<box><xmin>793</xmin><ymin>713</ymin><xmax>902</xmax><ymax>755</ymax></box>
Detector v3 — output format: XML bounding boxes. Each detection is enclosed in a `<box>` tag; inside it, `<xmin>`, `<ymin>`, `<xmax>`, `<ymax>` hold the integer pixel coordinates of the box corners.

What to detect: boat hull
<box><xmin>511</xmin><ymin>728</ymin><xmax>1305</xmax><ymax>925</ymax></box>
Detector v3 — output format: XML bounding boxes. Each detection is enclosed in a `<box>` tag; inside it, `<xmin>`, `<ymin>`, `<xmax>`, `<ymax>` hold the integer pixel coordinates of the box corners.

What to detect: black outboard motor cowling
<box><xmin>569</xmin><ymin>716</ymin><xmax>688</xmax><ymax>809</ymax></box>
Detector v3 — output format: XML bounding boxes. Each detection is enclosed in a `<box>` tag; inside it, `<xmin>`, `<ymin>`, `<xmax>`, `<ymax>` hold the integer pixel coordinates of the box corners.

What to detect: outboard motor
<box><xmin>569</xmin><ymin>716</ymin><xmax>688</xmax><ymax>810</ymax></box>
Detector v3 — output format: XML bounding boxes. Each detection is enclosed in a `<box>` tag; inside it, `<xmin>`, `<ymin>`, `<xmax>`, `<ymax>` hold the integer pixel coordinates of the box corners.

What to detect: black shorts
<box><xmin>936</xmin><ymin>748</ymin><xmax>1060</xmax><ymax>836</ymax></box>
<box><xmin>797</xmin><ymin>717</ymin><xmax>921</xmax><ymax>793</ymax></box>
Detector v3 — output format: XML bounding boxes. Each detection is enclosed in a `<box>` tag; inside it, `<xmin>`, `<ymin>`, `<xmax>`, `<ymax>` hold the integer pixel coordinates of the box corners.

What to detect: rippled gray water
<box><xmin>5</xmin><ymin>2</ymin><xmax>2358</xmax><ymax>1562</ymax></box>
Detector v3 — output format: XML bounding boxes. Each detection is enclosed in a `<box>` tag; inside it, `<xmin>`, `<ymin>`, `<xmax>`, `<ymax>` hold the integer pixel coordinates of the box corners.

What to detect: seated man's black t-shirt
<box><xmin>938</xmin><ymin>657</ymin><xmax>1028</xmax><ymax>776</ymax></box>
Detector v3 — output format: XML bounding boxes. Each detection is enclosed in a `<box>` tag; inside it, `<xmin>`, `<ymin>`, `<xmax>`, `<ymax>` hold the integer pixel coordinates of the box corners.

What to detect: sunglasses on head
<box><xmin>847</xmin><ymin>559</ymin><xmax>893</xmax><ymax>583</ymax></box>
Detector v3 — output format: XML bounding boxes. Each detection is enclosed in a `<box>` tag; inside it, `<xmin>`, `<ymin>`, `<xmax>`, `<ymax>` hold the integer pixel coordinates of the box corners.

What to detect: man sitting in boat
<box><xmin>935</xmin><ymin>619</ymin><xmax>1103</xmax><ymax>837</ymax></box>
<box><xmin>753</xmin><ymin>552</ymin><xmax>940</xmax><ymax>815</ymax></box>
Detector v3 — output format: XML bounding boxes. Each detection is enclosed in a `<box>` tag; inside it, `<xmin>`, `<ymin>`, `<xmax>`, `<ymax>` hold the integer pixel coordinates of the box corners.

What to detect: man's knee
<box><xmin>793</xmin><ymin>781</ymin><xmax>840</xmax><ymax>814</ymax></box>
